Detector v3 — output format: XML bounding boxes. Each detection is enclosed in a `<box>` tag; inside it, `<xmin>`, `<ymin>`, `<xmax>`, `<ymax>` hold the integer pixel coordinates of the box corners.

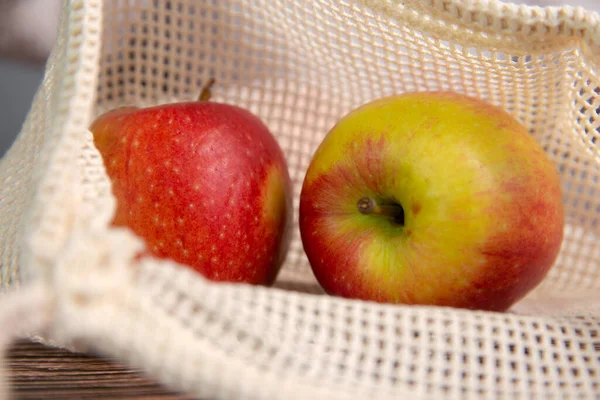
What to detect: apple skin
<box><xmin>299</xmin><ymin>91</ymin><xmax>564</xmax><ymax>311</ymax></box>
<box><xmin>90</xmin><ymin>101</ymin><xmax>292</xmax><ymax>285</ymax></box>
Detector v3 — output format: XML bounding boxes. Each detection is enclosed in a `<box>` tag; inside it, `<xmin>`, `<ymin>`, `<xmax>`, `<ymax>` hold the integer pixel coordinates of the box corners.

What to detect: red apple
<box><xmin>90</xmin><ymin>82</ymin><xmax>292</xmax><ymax>285</ymax></box>
<box><xmin>299</xmin><ymin>91</ymin><xmax>564</xmax><ymax>311</ymax></box>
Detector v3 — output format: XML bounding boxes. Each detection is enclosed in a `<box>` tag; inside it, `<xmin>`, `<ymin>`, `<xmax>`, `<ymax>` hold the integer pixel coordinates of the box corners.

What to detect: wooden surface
<box><xmin>6</xmin><ymin>339</ymin><xmax>192</xmax><ymax>399</ymax></box>
<box><xmin>8</xmin><ymin>338</ymin><xmax>600</xmax><ymax>399</ymax></box>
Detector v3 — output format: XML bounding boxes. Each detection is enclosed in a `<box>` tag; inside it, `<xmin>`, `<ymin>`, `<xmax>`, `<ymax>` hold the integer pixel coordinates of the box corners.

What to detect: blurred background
<box><xmin>0</xmin><ymin>0</ymin><xmax>61</xmax><ymax>158</ymax></box>
<box><xmin>0</xmin><ymin>0</ymin><xmax>598</xmax><ymax>159</ymax></box>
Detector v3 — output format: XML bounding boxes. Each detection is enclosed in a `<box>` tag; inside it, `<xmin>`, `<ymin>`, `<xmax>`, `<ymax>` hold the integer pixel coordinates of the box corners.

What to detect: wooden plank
<box><xmin>6</xmin><ymin>339</ymin><xmax>193</xmax><ymax>399</ymax></box>
<box><xmin>10</xmin><ymin>337</ymin><xmax>597</xmax><ymax>399</ymax></box>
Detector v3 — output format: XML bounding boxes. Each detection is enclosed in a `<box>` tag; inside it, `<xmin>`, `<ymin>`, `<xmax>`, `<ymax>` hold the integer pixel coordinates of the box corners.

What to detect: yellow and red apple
<box><xmin>299</xmin><ymin>92</ymin><xmax>564</xmax><ymax>311</ymax></box>
<box><xmin>91</xmin><ymin>84</ymin><xmax>292</xmax><ymax>285</ymax></box>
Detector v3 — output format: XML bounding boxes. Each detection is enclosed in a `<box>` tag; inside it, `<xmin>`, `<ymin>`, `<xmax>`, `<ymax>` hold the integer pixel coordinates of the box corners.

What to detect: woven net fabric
<box><xmin>0</xmin><ymin>0</ymin><xmax>599</xmax><ymax>398</ymax></box>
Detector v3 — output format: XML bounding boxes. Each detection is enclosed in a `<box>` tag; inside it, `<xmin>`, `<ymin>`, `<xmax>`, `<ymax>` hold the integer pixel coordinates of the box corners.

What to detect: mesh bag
<box><xmin>0</xmin><ymin>0</ymin><xmax>599</xmax><ymax>398</ymax></box>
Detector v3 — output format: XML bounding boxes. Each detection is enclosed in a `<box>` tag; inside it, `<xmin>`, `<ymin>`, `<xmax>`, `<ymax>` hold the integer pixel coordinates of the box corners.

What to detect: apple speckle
<box><xmin>183</xmin><ymin>249</ymin><xmax>189</xmax><ymax>257</ymax></box>
<box><xmin>197</xmin><ymin>253</ymin><xmax>203</xmax><ymax>260</ymax></box>
<box><xmin>211</xmin><ymin>245</ymin><xmax>216</xmax><ymax>252</ymax></box>
<box><xmin>158</xmin><ymin>241</ymin><xmax>165</xmax><ymax>248</ymax></box>
<box><xmin>193</xmin><ymin>184</ymin><xmax>200</xmax><ymax>191</ymax></box>
<box><xmin>176</xmin><ymin>239</ymin><xmax>183</xmax><ymax>247</ymax></box>
<box><xmin>120</xmin><ymin>137</ymin><xmax>127</xmax><ymax>143</ymax></box>
<box><xmin>211</xmin><ymin>256</ymin><xmax>218</xmax><ymax>263</ymax></box>
<box><xmin>146</xmin><ymin>167</ymin><xmax>153</xmax><ymax>174</ymax></box>
<box><xmin>173</xmin><ymin>167</ymin><xmax>180</xmax><ymax>174</ymax></box>
<box><xmin>168</xmin><ymin>118</ymin><xmax>173</xmax><ymax>125</ymax></box>
<box><xmin>110</xmin><ymin>159</ymin><xmax>117</xmax><ymax>167</ymax></box>
<box><xmin>153</xmin><ymin>215</ymin><xmax>160</xmax><ymax>224</ymax></box>
<box><xmin>168</xmin><ymin>189</ymin><xmax>175</xmax><ymax>196</ymax></box>
<box><xmin>411</xmin><ymin>203</ymin><xmax>422</xmax><ymax>215</ymax></box>
<box><xmin>152</xmin><ymin>246</ymin><xmax>158</xmax><ymax>252</ymax></box>
<box><xmin>236</xmin><ymin>230</ymin><xmax>241</xmax><ymax>237</ymax></box>
<box><xmin>149</xmin><ymin>183</ymin><xmax>155</xmax><ymax>190</ymax></box>
<box><xmin>133</xmin><ymin>140</ymin><xmax>140</xmax><ymax>148</ymax></box>
<box><xmin>154</xmin><ymin>202</ymin><xmax>159</xmax><ymax>209</ymax></box>
<box><xmin>225</xmin><ymin>213</ymin><xmax>231</xmax><ymax>219</ymax></box>
<box><xmin>219</xmin><ymin>233</ymin><xmax>225</xmax><ymax>239</ymax></box>
<box><xmin>189</xmin><ymin>203</ymin><xmax>195</xmax><ymax>209</ymax></box>
<box><xmin>136</xmin><ymin>196</ymin><xmax>143</xmax><ymax>203</ymax></box>
<box><xmin>177</xmin><ymin>217</ymin><xmax>184</xmax><ymax>225</ymax></box>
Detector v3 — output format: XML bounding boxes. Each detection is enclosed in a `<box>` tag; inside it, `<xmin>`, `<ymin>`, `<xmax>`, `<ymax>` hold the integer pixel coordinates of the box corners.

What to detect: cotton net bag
<box><xmin>0</xmin><ymin>0</ymin><xmax>599</xmax><ymax>398</ymax></box>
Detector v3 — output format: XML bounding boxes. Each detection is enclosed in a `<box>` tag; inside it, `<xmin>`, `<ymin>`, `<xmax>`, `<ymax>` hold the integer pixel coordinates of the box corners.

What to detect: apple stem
<box><xmin>198</xmin><ymin>78</ymin><xmax>216</xmax><ymax>101</ymax></box>
<box><xmin>357</xmin><ymin>197</ymin><xmax>404</xmax><ymax>225</ymax></box>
